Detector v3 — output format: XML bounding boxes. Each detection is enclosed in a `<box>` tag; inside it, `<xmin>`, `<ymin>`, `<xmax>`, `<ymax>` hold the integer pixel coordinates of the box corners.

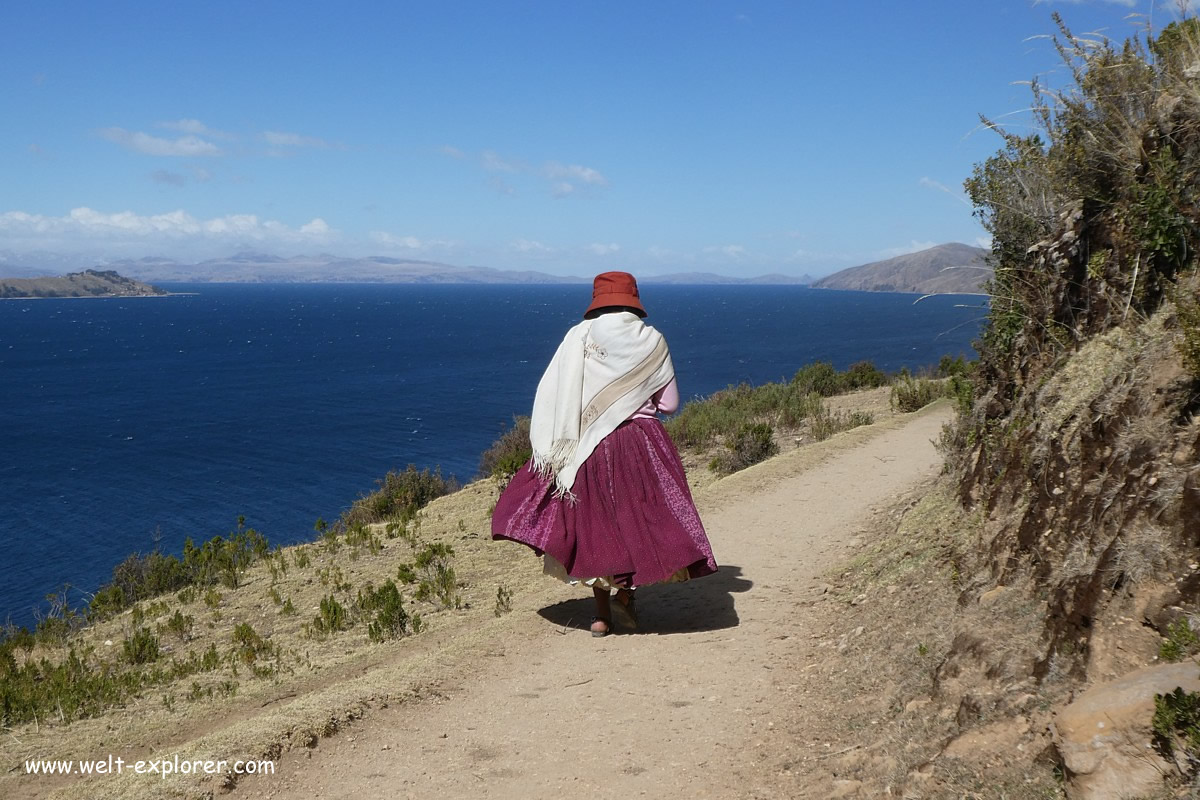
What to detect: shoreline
<box><xmin>0</xmin><ymin>292</ymin><xmax>197</xmax><ymax>300</ymax></box>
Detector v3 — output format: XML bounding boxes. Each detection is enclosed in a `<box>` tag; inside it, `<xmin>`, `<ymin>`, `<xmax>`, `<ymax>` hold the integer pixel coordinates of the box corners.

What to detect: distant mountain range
<box><xmin>811</xmin><ymin>243</ymin><xmax>990</xmax><ymax>294</ymax></box>
<box><xmin>0</xmin><ymin>250</ymin><xmax>815</xmax><ymax>285</ymax></box>
<box><xmin>0</xmin><ymin>244</ymin><xmax>989</xmax><ymax>291</ymax></box>
<box><xmin>0</xmin><ymin>269</ymin><xmax>169</xmax><ymax>299</ymax></box>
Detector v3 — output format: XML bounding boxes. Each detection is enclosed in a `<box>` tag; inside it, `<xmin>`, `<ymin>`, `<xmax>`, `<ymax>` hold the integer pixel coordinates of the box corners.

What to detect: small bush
<box><xmin>406</xmin><ymin>543</ymin><xmax>460</xmax><ymax>609</ymax></box>
<box><xmin>494</xmin><ymin>585</ymin><xmax>513</xmax><ymax>617</ymax></box>
<box><xmin>312</xmin><ymin>595</ymin><xmax>347</xmax><ymax>637</ymax></box>
<box><xmin>478</xmin><ymin>416</ymin><xmax>532</xmax><ymax>480</ymax></box>
<box><xmin>358</xmin><ymin>580</ymin><xmax>410</xmax><ymax>642</ymax></box>
<box><xmin>231</xmin><ymin>623</ymin><xmax>272</xmax><ymax>665</ymax></box>
<box><xmin>162</xmin><ymin>610</ymin><xmax>194</xmax><ymax>641</ymax></box>
<box><xmin>890</xmin><ymin>375</ymin><xmax>948</xmax><ymax>412</ymax></box>
<box><xmin>1155</xmin><ymin>685</ymin><xmax>1200</xmax><ymax>762</ymax></box>
<box><xmin>811</xmin><ymin>410</ymin><xmax>874</xmax><ymax>441</ymax></box>
<box><xmin>1160</xmin><ymin>619</ymin><xmax>1200</xmax><ymax>662</ymax></box>
<box><xmin>123</xmin><ymin>627</ymin><xmax>160</xmax><ymax>665</ymax></box>
<box><xmin>711</xmin><ymin>422</ymin><xmax>778</xmax><ymax>475</ymax></box>
<box><xmin>340</xmin><ymin>466</ymin><xmax>459</xmax><ymax>530</ymax></box>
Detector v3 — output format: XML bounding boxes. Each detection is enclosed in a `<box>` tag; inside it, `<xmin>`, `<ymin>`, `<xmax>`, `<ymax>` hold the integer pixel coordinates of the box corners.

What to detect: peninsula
<box><xmin>0</xmin><ymin>269</ymin><xmax>170</xmax><ymax>299</ymax></box>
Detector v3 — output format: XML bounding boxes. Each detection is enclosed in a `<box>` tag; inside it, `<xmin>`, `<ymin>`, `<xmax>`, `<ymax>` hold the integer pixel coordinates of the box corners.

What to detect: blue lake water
<box><xmin>0</xmin><ymin>283</ymin><xmax>986</xmax><ymax>625</ymax></box>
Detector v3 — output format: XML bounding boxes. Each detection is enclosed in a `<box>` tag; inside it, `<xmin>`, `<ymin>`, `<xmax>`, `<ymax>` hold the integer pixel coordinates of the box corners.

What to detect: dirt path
<box><xmin>237</xmin><ymin>404</ymin><xmax>953</xmax><ymax>800</ymax></box>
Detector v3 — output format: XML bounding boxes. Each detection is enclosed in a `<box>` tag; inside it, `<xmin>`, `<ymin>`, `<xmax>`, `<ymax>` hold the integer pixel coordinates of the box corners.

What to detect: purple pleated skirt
<box><xmin>491</xmin><ymin>417</ymin><xmax>717</xmax><ymax>588</ymax></box>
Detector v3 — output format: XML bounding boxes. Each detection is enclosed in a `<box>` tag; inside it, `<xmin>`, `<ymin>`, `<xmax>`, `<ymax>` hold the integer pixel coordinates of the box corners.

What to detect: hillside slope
<box><xmin>812</xmin><ymin>242</ymin><xmax>989</xmax><ymax>294</ymax></box>
<box><xmin>0</xmin><ymin>270</ymin><xmax>168</xmax><ymax>298</ymax></box>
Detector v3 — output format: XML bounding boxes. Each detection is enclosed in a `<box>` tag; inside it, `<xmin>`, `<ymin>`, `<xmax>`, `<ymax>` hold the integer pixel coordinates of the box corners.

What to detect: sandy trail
<box><xmin>237</xmin><ymin>405</ymin><xmax>952</xmax><ymax>800</ymax></box>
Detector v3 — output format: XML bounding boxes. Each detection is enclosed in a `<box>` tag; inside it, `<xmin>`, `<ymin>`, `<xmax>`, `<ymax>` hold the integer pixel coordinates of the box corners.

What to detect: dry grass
<box><xmin>753</xmin><ymin>480</ymin><xmax>1067</xmax><ymax>798</ymax></box>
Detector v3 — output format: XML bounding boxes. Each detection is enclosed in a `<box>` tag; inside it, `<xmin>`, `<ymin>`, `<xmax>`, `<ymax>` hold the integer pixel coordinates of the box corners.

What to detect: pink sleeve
<box><xmin>653</xmin><ymin>377</ymin><xmax>680</xmax><ymax>415</ymax></box>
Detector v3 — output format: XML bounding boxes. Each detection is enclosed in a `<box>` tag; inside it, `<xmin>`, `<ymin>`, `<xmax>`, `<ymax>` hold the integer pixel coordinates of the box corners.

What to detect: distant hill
<box><xmin>0</xmin><ymin>249</ymin><xmax>816</xmax><ymax>285</ymax></box>
<box><xmin>0</xmin><ymin>270</ymin><xmax>169</xmax><ymax>299</ymax></box>
<box><xmin>811</xmin><ymin>243</ymin><xmax>990</xmax><ymax>294</ymax></box>
<box><xmin>97</xmin><ymin>252</ymin><xmax>586</xmax><ymax>284</ymax></box>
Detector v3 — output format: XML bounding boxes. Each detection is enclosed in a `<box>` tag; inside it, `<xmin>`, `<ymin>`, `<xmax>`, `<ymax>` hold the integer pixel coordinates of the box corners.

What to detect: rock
<box><xmin>979</xmin><ymin>586</ymin><xmax>1010</xmax><ymax>606</ymax></box>
<box><xmin>904</xmin><ymin>697</ymin><xmax>933</xmax><ymax>713</ymax></box>
<box><xmin>1052</xmin><ymin>662</ymin><xmax>1200</xmax><ymax>800</ymax></box>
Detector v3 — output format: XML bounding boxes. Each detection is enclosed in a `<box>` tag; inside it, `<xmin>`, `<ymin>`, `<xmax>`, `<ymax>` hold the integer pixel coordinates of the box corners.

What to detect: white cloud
<box><xmin>551</xmin><ymin>182</ymin><xmax>574</xmax><ymax>199</ymax></box>
<box><xmin>368</xmin><ymin>231</ymin><xmax>452</xmax><ymax>250</ymax></box>
<box><xmin>262</xmin><ymin>131</ymin><xmax>333</xmax><ymax>149</ymax></box>
<box><xmin>878</xmin><ymin>240</ymin><xmax>939</xmax><ymax>259</ymax></box>
<box><xmin>99</xmin><ymin>128</ymin><xmax>223</xmax><ymax>157</ymax></box>
<box><xmin>157</xmin><ymin>119</ymin><xmax>234</xmax><ymax>140</ymax></box>
<box><xmin>438</xmin><ymin>145</ymin><xmax>465</xmax><ymax>159</ymax></box>
<box><xmin>512</xmin><ymin>238</ymin><xmax>552</xmax><ymax>253</ymax></box>
<box><xmin>545</xmin><ymin>162</ymin><xmax>608</xmax><ymax>186</ymax></box>
<box><xmin>0</xmin><ymin>207</ymin><xmax>337</xmax><ymax>251</ymax></box>
<box><xmin>588</xmin><ymin>242</ymin><xmax>621</xmax><ymax>256</ymax></box>
<box><xmin>192</xmin><ymin>167</ymin><xmax>213</xmax><ymax>183</ymax></box>
<box><xmin>29</xmin><ymin>143</ymin><xmax>44</xmax><ymax>156</ymax></box>
<box><xmin>482</xmin><ymin>150</ymin><xmax>520</xmax><ymax>172</ymax></box>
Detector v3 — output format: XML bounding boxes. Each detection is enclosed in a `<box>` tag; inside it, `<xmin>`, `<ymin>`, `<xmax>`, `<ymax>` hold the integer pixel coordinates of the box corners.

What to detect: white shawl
<box><xmin>530</xmin><ymin>311</ymin><xmax>675</xmax><ymax>497</ymax></box>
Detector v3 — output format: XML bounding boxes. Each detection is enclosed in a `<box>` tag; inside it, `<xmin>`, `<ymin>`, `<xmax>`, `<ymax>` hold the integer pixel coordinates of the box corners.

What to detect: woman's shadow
<box><xmin>535</xmin><ymin>564</ymin><xmax>752</xmax><ymax>635</ymax></box>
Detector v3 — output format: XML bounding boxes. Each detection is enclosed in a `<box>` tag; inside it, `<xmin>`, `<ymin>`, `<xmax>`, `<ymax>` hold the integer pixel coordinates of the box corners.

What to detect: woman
<box><xmin>491</xmin><ymin>271</ymin><xmax>718</xmax><ymax>636</ymax></box>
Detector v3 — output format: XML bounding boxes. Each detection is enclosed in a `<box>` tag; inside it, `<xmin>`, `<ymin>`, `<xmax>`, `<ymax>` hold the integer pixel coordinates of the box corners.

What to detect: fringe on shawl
<box><xmin>531</xmin><ymin>438</ymin><xmax>580</xmax><ymax>502</ymax></box>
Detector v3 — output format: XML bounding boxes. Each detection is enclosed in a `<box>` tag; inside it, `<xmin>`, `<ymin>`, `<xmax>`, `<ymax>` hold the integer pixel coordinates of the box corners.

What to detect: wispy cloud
<box><xmin>588</xmin><ymin>242</ymin><xmax>621</xmax><ymax>256</ymax></box>
<box><xmin>99</xmin><ymin>128</ymin><xmax>223</xmax><ymax>157</ymax></box>
<box><xmin>469</xmin><ymin>149</ymin><xmax>609</xmax><ymax>198</ymax></box>
<box><xmin>511</xmin><ymin>238</ymin><xmax>553</xmax><ymax>254</ymax></box>
<box><xmin>0</xmin><ymin>207</ymin><xmax>337</xmax><ymax>250</ymax></box>
<box><xmin>482</xmin><ymin>150</ymin><xmax>521</xmax><ymax>172</ymax></box>
<box><xmin>703</xmin><ymin>244</ymin><xmax>746</xmax><ymax>259</ymax></box>
<box><xmin>369</xmin><ymin>231</ymin><xmax>452</xmax><ymax>250</ymax></box>
<box><xmin>438</xmin><ymin>144</ymin><xmax>465</xmax><ymax>159</ymax></box>
<box><xmin>157</xmin><ymin>119</ymin><xmax>234</xmax><ymax>140</ymax></box>
<box><xmin>544</xmin><ymin>162</ymin><xmax>608</xmax><ymax>186</ymax></box>
<box><xmin>262</xmin><ymin>130</ymin><xmax>332</xmax><ymax>149</ymax></box>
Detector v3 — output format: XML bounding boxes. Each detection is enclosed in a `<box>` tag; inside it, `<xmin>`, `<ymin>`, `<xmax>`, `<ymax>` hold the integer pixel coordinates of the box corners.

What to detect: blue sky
<box><xmin>0</xmin><ymin>0</ymin><xmax>1183</xmax><ymax>277</ymax></box>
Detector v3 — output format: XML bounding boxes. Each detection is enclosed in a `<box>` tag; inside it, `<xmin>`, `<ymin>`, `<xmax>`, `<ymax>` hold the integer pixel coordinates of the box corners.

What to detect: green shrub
<box><xmin>403</xmin><ymin>543</ymin><xmax>460</xmax><ymax>609</ymax></box>
<box><xmin>479</xmin><ymin>415</ymin><xmax>532</xmax><ymax>480</ymax></box>
<box><xmin>890</xmin><ymin>376</ymin><xmax>948</xmax><ymax>412</ymax></box>
<box><xmin>711</xmin><ymin>422</ymin><xmax>778</xmax><ymax>475</ymax></box>
<box><xmin>162</xmin><ymin>610</ymin><xmax>194</xmax><ymax>641</ymax></box>
<box><xmin>340</xmin><ymin>466</ymin><xmax>459</xmax><ymax>530</ymax></box>
<box><xmin>1154</xmin><ymin>686</ymin><xmax>1200</xmax><ymax>759</ymax></box>
<box><xmin>1160</xmin><ymin>619</ymin><xmax>1200</xmax><ymax>662</ymax></box>
<box><xmin>123</xmin><ymin>627</ymin><xmax>160</xmax><ymax>665</ymax></box>
<box><xmin>312</xmin><ymin>594</ymin><xmax>347</xmax><ymax>637</ymax></box>
<box><xmin>231</xmin><ymin>623</ymin><xmax>272</xmax><ymax>665</ymax></box>
<box><xmin>357</xmin><ymin>580</ymin><xmax>410</xmax><ymax>642</ymax></box>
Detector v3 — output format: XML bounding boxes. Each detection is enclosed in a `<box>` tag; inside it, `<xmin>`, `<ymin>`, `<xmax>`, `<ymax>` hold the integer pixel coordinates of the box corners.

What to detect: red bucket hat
<box><xmin>584</xmin><ymin>271</ymin><xmax>647</xmax><ymax>318</ymax></box>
